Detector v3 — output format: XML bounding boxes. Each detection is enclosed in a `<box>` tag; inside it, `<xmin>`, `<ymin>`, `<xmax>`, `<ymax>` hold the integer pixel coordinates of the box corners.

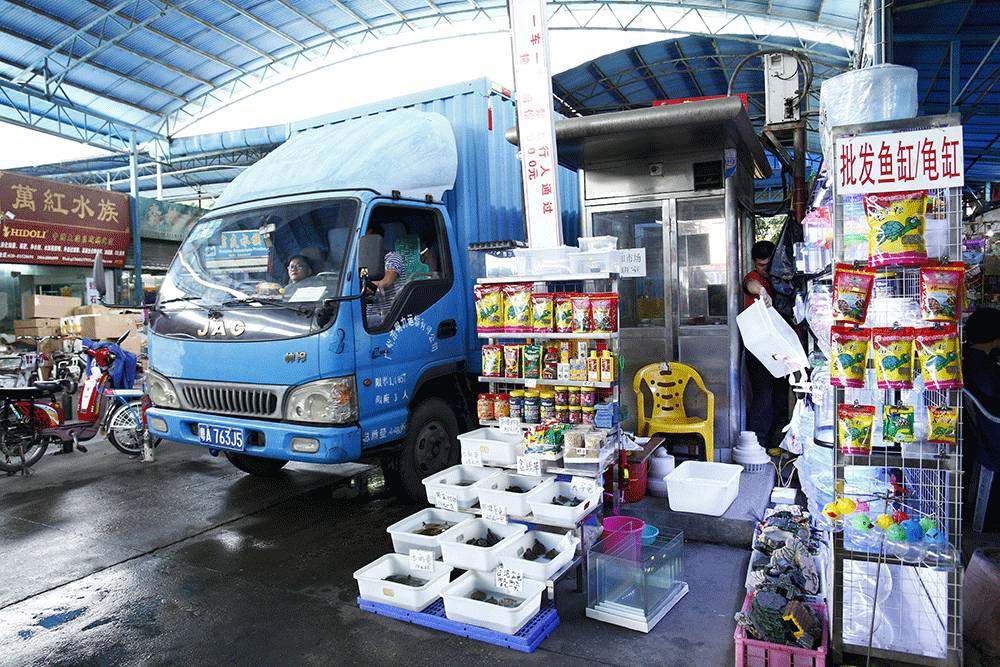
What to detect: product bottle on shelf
<box><xmin>587</xmin><ymin>351</ymin><xmax>600</xmax><ymax>382</ymax></box>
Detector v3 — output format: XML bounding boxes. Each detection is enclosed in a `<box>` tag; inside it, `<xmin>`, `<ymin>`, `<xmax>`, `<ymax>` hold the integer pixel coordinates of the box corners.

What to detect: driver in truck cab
<box><xmin>363</xmin><ymin>221</ymin><xmax>407</xmax><ymax>326</ymax></box>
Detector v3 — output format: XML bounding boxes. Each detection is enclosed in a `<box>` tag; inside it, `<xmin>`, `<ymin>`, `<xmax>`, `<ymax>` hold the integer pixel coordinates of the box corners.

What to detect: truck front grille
<box><xmin>174</xmin><ymin>380</ymin><xmax>285</xmax><ymax>419</ymax></box>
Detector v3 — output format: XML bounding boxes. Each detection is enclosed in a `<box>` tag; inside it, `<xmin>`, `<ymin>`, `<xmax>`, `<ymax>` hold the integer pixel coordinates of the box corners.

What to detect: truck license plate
<box><xmin>197</xmin><ymin>424</ymin><xmax>245</xmax><ymax>451</ymax></box>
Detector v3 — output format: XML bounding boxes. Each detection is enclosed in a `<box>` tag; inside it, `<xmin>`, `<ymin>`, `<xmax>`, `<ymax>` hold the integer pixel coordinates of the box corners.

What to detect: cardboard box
<box><xmin>13</xmin><ymin>320</ymin><xmax>61</xmax><ymax>336</ymax></box>
<box><xmin>22</xmin><ymin>294</ymin><xmax>80</xmax><ymax>319</ymax></box>
<box><xmin>110</xmin><ymin>331</ymin><xmax>145</xmax><ymax>357</ymax></box>
<box><xmin>79</xmin><ymin>314</ymin><xmax>135</xmax><ymax>340</ymax></box>
<box><xmin>73</xmin><ymin>304</ymin><xmax>111</xmax><ymax>316</ymax></box>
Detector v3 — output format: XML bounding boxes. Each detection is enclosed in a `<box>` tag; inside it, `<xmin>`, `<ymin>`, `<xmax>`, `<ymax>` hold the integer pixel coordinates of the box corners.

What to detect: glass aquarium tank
<box><xmin>586</xmin><ymin>528</ymin><xmax>688</xmax><ymax>632</ymax></box>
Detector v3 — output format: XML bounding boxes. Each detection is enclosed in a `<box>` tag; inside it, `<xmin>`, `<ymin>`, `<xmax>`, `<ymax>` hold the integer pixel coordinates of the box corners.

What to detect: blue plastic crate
<box><xmin>357</xmin><ymin>597</ymin><xmax>559</xmax><ymax>653</ymax></box>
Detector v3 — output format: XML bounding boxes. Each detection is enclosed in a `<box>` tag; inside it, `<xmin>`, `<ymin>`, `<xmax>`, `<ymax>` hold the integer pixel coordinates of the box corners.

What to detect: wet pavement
<box><xmin>1</xmin><ymin>441</ymin><xmax>749</xmax><ymax>666</ymax></box>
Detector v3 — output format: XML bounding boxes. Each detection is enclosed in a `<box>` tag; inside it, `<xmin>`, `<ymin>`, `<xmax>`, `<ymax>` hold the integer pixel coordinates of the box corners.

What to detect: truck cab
<box><xmin>145</xmin><ymin>110</ymin><xmax>481</xmax><ymax>498</ymax></box>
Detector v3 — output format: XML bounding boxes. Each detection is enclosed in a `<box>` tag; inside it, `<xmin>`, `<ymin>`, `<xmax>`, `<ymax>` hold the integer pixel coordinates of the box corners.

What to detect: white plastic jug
<box><xmin>736</xmin><ymin>298</ymin><xmax>808</xmax><ymax>378</ymax></box>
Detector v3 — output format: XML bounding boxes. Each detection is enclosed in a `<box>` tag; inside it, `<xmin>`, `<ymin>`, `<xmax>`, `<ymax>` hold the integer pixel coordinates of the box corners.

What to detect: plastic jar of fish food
<box><xmin>539</xmin><ymin>392</ymin><xmax>556</xmax><ymax>421</ymax></box>
<box><xmin>581</xmin><ymin>406</ymin><xmax>596</xmax><ymax>425</ymax></box>
<box><xmin>523</xmin><ymin>390</ymin><xmax>540</xmax><ymax>424</ymax></box>
<box><xmin>568</xmin><ymin>387</ymin><xmax>581</xmax><ymax>407</ymax></box>
<box><xmin>493</xmin><ymin>393</ymin><xmax>510</xmax><ymax>419</ymax></box>
<box><xmin>556</xmin><ymin>405</ymin><xmax>569</xmax><ymax>423</ymax></box>
<box><xmin>509</xmin><ymin>390</ymin><xmax>525</xmax><ymax>420</ymax></box>
<box><xmin>568</xmin><ymin>405</ymin><xmax>582</xmax><ymax>424</ymax></box>
<box><xmin>553</xmin><ymin>386</ymin><xmax>569</xmax><ymax>407</ymax></box>
<box><xmin>477</xmin><ymin>393</ymin><xmax>494</xmax><ymax>420</ymax></box>
<box><xmin>580</xmin><ymin>387</ymin><xmax>596</xmax><ymax>408</ymax></box>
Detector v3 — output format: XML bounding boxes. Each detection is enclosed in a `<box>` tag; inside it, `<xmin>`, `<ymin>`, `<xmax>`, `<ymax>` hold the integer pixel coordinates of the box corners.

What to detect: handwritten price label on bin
<box><xmin>461</xmin><ymin>447</ymin><xmax>483</xmax><ymax>466</ymax></box>
<box><xmin>482</xmin><ymin>503</ymin><xmax>508</xmax><ymax>524</ymax></box>
<box><xmin>409</xmin><ymin>549</ymin><xmax>435</xmax><ymax>574</ymax></box>
<box><xmin>495</xmin><ymin>566</ymin><xmax>524</xmax><ymax>594</ymax></box>
<box><xmin>571</xmin><ymin>476</ymin><xmax>597</xmax><ymax>496</ymax></box>
<box><xmin>517</xmin><ymin>455</ymin><xmax>542</xmax><ymax>477</ymax></box>
<box><xmin>499</xmin><ymin>417</ymin><xmax>522</xmax><ymax>435</ymax></box>
<box><xmin>436</xmin><ymin>491</ymin><xmax>458</xmax><ymax>512</ymax></box>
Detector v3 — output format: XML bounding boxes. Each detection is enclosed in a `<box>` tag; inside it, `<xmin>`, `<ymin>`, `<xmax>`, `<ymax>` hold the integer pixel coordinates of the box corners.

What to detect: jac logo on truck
<box><xmin>195</xmin><ymin>320</ymin><xmax>246</xmax><ymax>337</ymax></box>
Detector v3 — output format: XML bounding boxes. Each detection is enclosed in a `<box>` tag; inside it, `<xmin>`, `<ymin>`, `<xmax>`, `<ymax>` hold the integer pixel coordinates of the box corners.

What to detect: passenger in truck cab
<box><xmin>364</xmin><ymin>221</ymin><xmax>407</xmax><ymax>326</ymax></box>
<box><xmin>285</xmin><ymin>255</ymin><xmax>314</xmax><ymax>285</ymax></box>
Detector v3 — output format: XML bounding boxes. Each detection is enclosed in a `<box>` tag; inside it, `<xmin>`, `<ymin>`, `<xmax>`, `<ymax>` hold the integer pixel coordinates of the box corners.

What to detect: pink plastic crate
<box><xmin>734</xmin><ymin>592</ymin><xmax>828</xmax><ymax>667</ymax></box>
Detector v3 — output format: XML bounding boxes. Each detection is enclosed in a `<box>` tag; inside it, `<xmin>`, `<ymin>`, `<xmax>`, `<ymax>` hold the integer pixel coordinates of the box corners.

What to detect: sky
<box><xmin>0</xmin><ymin>29</ymin><xmax>671</xmax><ymax>170</ymax></box>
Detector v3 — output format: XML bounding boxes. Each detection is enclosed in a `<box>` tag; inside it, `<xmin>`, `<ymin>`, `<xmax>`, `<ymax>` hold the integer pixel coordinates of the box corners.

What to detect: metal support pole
<box><xmin>725</xmin><ymin>173</ymin><xmax>740</xmax><ymax>461</ymax></box>
<box><xmin>793</xmin><ymin>122</ymin><xmax>807</xmax><ymax>222</ymax></box>
<box><xmin>155</xmin><ymin>162</ymin><xmax>163</xmax><ymax>200</ymax></box>
<box><xmin>949</xmin><ymin>40</ymin><xmax>961</xmax><ymax>112</ymax></box>
<box><xmin>129</xmin><ymin>130</ymin><xmax>142</xmax><ymax>305</ymax></box>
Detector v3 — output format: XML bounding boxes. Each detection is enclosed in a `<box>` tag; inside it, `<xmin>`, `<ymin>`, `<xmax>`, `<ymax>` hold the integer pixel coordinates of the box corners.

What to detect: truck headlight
<box><xmin>146</xmin><ymin>370</ymin><xmax>180</xmax><ymax>408</ymax></box>
<box><xmin>285</xmin><ymin>377</ymin><xmax>357</xmax><ymax>424</ymax></box>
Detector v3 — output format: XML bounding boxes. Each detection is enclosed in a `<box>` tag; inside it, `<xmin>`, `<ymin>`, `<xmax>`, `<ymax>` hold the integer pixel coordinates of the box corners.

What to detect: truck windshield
<box><xmin>160</xmin><ymin>198</ymin><xmax>359</xmax><ymax>308</ymax></box>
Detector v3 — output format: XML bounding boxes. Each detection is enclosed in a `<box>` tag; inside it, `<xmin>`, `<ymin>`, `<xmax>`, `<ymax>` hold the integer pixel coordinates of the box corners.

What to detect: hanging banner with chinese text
<box><xmin>509</xmin><ymin>0</ymin><xmax>562</xmax><ymax>249</ymax></box>
<box><xmin>0</xmin><ymin>172</ymin><xmax>130</xmax><ymax>268</ymax></box>
<box><xmin>138</xmin><ymin>197</ymin><xmax>203</xmax><ymax>242</ymax></box>
<box><xmin>834</xmin><ymin>126</ymin><xmax>964</xmax><ymax>195</ymax></box>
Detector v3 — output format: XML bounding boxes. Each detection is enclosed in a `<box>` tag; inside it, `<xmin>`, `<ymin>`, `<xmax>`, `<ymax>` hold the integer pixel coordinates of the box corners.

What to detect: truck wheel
<box><xmin>224</xmin><ymin>452</ymin><xmax>288</xmax><ymax>477</ymax></box>
<box><xmin>398</xmin><ymin>398</ymin><xmax>459</xmax><ymax>502</ymax></box>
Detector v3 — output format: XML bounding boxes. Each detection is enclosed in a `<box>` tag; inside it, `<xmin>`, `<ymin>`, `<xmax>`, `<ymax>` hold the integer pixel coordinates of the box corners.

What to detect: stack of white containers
<box><xmin>733</xmin><ymin>431</ymin><xmax>771</xmax><ymax>473</ymax></box>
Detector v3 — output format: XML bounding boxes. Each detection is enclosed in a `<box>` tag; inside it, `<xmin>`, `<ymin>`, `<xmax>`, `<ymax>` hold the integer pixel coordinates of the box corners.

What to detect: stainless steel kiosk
<box><xmin>509</xmin><ymin>97</ymin><xmax>771</xmax><ymax>460</ymax></box>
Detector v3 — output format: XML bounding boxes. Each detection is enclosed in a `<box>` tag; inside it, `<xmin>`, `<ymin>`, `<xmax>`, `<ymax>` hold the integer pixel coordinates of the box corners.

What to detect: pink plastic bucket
<box><xmin>601</xmin><ymin>516</ymin><xmax>645</xmax><ymax>559</ymax></box>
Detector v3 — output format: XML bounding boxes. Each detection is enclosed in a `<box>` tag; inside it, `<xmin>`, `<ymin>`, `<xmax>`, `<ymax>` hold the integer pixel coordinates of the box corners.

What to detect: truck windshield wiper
<box><xmin>220</xmin><ymin>296</ymin><xmax>313</xmax><ymax>314</ymax></box>
<box><xmin>156</xmin><ymin>295</ymin><xmax>214</xmax><ymax>313</ymax></box>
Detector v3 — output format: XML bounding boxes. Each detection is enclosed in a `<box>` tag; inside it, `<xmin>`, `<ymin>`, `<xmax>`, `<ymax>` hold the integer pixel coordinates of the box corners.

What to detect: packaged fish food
<box><xmin>871</xmin><ymin>327</ymin><xmax>914</xmax><ymax>389</ymax></box>
<box><xmin>481</xmin><ymin>345</ymin><xmax>502</xmax><ymax>377</ymax></box>
<box><xmin>474</xmin><ymin>284</ymin><xmax>503</xmax><ymax>332</ymax></box>
<box><xmin>882</xmin><ymin>405</ymin><xmax>915</xmax><ymax>443</ymax></box>
<box><xmin>503</xmin><ymin>345</ymin><xmax>522</xmax><ymax>379</ymax></box>
<box><xmin>864</xmin><ymin>190</ymin><xmax>928</xmax><ymax>267</ymax></box>
<box><xmin>920</xmin><ymin>262</ymin><xmax>964</xmax><ymax>322</ymax></box>
<box><xmin>571</xmin><ymin>294</ymin><xmax>592</xmax><ymax>333</ymax></box>
<box><xmin>522</xmin><ymin>344</ymin><xmax>542</xmax><ymax>379</ymax></box>
<box><xmin>832</xmin><ymin>263</ymin><xmax>876</xmax><ymax>324</ymax></box>
<box><xmin>838</xmin><ymin>404</ymin><xmax>875</xmax><ymax>455</ymax></box>
<box><xmin>915</xmin><ymin>325</ymin><xmax>963</xmax><ymax>390</ymax></box>
<box><xmin>927</xmin><ymin>406</ymin><xmax>959</xmax><ymax>445</ymax></box>
<box><xmin>502</xmin><ymin>283</ymin><xmax>532</xmax><ymax>332</ymax></box>
<box><xmin>530</xmin><ymin>292</ymin><xmax>555</xmax><ymax>332</ymax></box>
<box><xmin>554</xmin><ymin>294</ymin><xmax>574</xmax><ymax>333</ymax></box>
<box><xmin>830</xmin><ymin>326</ymin><xmax>870</xmax><ymax>388</ymax></box>
<box><xmin>589</xmin><ymin>293</ymin><xmax>619</xmax><ymax>333</ymax></box>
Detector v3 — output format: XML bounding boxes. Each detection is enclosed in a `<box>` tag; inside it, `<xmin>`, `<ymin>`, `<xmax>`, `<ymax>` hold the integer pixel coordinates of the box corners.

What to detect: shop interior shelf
<box><xmin>476</xmin><ymin>272</ymin><xmax>616</xmax><ymax>284</ymax></box>
<box><xmin>479</xmin><ymin>376</ymin><xmax>614</xmax><ymax>389</ymax></box>
<box><xmin>477</xmin><ymin>331</ymin><xmax>618</xmax><ymax>341</ymax></box>
<box><xmin>478</xmin><ymin>420</ymin><xmax>615</xmax><ymax>434</ymax></box>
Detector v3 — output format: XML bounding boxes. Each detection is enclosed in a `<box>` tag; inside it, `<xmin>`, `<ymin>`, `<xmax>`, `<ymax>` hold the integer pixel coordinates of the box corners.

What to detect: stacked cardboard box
<box><xmin>13</xmin><ymin>318</ymin><xmax>61</xmax><ymax>336</ymax></box>
<box><xmin>17</xmin><ymin>295</ymin><xmax>80</xmax><ymax>337</ymax></box>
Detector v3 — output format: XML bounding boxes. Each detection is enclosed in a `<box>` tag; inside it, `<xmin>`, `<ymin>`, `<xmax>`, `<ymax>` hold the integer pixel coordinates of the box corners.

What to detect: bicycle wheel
<box><xmin>106</xmin><ymin>399</ymin><xmax>147</xmax><ymax>455</ymax></box>
<box><xmin>0</xmin><ymin>423</ymin><xmax>48</xmax><ymax>472</ymax></box>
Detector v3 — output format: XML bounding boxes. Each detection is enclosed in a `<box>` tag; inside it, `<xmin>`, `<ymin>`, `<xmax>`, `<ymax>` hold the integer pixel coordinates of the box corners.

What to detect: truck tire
<box><xmin>398</xmin><ymin>398</ymin><xmax>460</xmax><ymax>502</ymax></box>
<box><xmin>224</xmin><ymin>451</ymin><xmax>288</xmax><ymax>477</ymax></box>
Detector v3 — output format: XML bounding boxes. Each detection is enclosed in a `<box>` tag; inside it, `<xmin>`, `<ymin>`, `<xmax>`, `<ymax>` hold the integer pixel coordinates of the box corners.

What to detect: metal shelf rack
<box><xmin>828</xmin><ymin>115</ymin><xmax>964</xmax><ymax>667</ymax></box>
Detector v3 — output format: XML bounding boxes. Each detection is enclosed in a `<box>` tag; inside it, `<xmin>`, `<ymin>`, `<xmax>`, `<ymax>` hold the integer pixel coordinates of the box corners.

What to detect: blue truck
<box><xmin>144</xmin><ymin>80</ymin><xmax>579</xmax><ymax>498</ymax></box>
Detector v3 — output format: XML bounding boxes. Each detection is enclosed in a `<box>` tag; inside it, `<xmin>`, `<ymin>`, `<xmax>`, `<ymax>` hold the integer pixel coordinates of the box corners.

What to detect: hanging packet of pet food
<box><xmin>864</xmin><ymin>190</ymin><xmax>928</xmax><ymax>267</ymax></box>
<box><xmin>571</xmin><ymin>293</ymin><xmax>592</xmax><ymax>333</ymax></box>
<box><xmin>474</xmin><ymin>284</ymin><xmax>503</xmax><ymax>332</ymax></box>
<box><xmin>920</xmin><ymin>262</ymin><xmax>964</xmax><ymax>322</ymax></box>
<box><xmin>832</xmin><ymin>263</ymin><xmax>876</xmax><ymax>324</ymax></box>
<box><xmin>554</xmin><ymin>293</ymin><xmax>574</xmax><ymax>333</ymax></box>
<box><xmin>927</xmin><ymin>406</ymin><xmax>959</xmax><ymax>445</ymax></box>
<box><xmin>522</xmin><ymin>344</ymin><xmax>542</xmax><ymax>379</ymax></box>
<box><xmin>589</xmin><ymin>293</ymin><xmax>619</xmax><ymax>333</ymax></box>
<box><xmin>503</xmin><ymin>345</ymin><xmax>522</xmax><ymax>378</ymax></box>
<box><xmin>502</xmin><ymin>283</ymin><xmax>532</xmax><ymax>332</ymax></box>
<box><xmin>830</xmin><ymin>326</ymin><xmax>870</xmax><ymax>388</ymax></box>
<box><xmin>915</xmin><ymin>325</ymin><xmax>963</xmax><ymax>390</ymax></box>
<box><xmin>871</xmin><ymin>327</ymin><xmax>914</xmax><ymax>389</ymax></box>
<box><xmin>882</xmin><ymin>405</ymin><xmax>915</xmax><ymax>443</ymax></box>
<box><xmin>481</xmin><ymin>345</ymin><xmax>502</xmax><ymax>377</ymax></box>
<box><xmin>530</xmin><ymin>293</ymin><xmax>555</xmax><ymax>332</ymax></box>
<box><xmin>838</xmin><ymin>404</ymin><xmax>875</xmax><ymax>455</ymax></box>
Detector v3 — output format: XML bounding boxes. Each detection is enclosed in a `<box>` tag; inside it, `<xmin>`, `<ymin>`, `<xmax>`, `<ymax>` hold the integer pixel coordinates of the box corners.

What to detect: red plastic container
<box><xmin>623</xmin><ymin>459</ymin><xmax>649</xmax><ymax>503</ymax></box>
<box><xmin>600</xmin><ymin>516</ymin><xmax>645</xmax><ymax>560</ymax></box>
<box><xmin>734</xmin><ymin>592</ymin><xmax>828</xmax><ymax>667</ymax></box>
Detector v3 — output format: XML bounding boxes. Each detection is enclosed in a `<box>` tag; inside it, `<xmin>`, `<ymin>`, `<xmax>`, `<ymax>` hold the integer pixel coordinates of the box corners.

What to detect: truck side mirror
<box><xmin>358</xmin><ymin>234</ymin><xmax>385</xmax><ymax>283</ymax></box>
<box><xmin>91</xmin><ymin>251</ymin><xmax>107</xmax><ymax>298</ymax></box>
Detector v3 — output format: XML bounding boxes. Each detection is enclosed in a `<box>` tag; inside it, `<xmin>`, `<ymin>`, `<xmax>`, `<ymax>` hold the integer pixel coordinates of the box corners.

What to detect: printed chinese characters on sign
<box><xmin>835</xmin><ymin>126</ymin><xmax>964</xmax><ymax>195</ymax></box>
<box><xmin>0</xmin><ymin>172</ymin><xmax>130</xmax><ymax>267</ymax></box>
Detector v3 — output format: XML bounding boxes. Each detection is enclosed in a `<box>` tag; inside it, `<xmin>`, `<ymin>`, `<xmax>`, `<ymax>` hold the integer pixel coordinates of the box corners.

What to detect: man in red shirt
<box><xmin>742</xmin><ymin>240</ymin><xmax>777</xmax><ymax>446</ymax></box>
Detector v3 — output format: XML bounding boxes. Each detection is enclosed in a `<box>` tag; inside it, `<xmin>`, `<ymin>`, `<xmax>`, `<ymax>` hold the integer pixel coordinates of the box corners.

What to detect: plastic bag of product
<box><xmin>555</xmin><ymin>293</ymin><xmax>574</xmax><ymax>333</ymax></box>
<box><xmin>838</xmin><ymin>404</ymin><xmax>875</xmax><ymax>455</ymax></box>
<box><xmin>871</xmin><ymin>327</ymin><xmax>914</xmax><ymax>389</ymax></box>
<box><xmin>915</xmin><ymin>325</ymin><xmax>963</xmax><ymax>390</ymax></box>
<box><xmin>522</xmin><ymin>344</ymin><xmax>542</xmax><ymax>379</ymax></box>
<box><xmin>474</xmin><ymin>284</ymin><xmax>503</xmax><ymax>332</ymax></box>
<box><xmin>530</xmin><ymin>292</ymin><xmax>555</xmax><ymax>332</ymax></box>
<box><xmin>589</xmin><ymin>293</ymin><xmax>619</xmax><ymax>333</ymax></box>
<box><xmin>832</xmin><ymin>263</ymin><xmax>876</xmax><ymax>324</ymax></box>
<box><xmin>541</xmin><ymin>345</ymin><xmax>559</xmax><ymax>380</ymax></box>
<box><xmin>927</xmin><ymin>406</ymin><xmax>959</xmax><ymax>445</ymax></box>
<box><xmin>482</xmin><ymin>345</ymin><xmax>502</xmax><ymax>377</ymax></box>
<box><xmin>503</xmin><ymin>283</ymin><xmax>532</xmax><ymax>332</ymax></box>
<box><xmin>571</xmin><ymin>293</ymin><xmax>592</xmax><ymax>333</ymax></box>
<box><xmin>920</xmin><ymin>262</ymin><xmax>965</xmax><ymax>322</ymax></box>
<box><xmin>503</xmin><ymin>345</ymin><xmax>522</xmax><ymax>378</ymax></box>
<box><xmin>864</xmin><ymin>190</ymin><xmax>928</xmax><ymax>267</ymax></box>
<box><xmin>830</xmin><ymin>326</ymin><xmax>870</xmax><ymax>388</ymax></box>
<box><xmin>882</xmin><ymin>405</ymin><xmax>915</xmax><ymax>443</ymax></box>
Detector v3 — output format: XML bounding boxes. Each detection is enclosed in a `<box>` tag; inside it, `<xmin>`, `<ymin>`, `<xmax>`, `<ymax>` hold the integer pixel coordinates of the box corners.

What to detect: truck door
<box><xmin>353</xmin><ymin>202</ymin><xmax>462</xmax><ymax>449</ymax></box>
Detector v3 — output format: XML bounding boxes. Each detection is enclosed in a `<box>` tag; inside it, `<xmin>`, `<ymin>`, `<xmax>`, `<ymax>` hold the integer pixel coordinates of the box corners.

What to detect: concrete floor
<box><xmin>0</xmin><ymin>441</ymin><xmax>750</xmax><ymax>666</ymax></box>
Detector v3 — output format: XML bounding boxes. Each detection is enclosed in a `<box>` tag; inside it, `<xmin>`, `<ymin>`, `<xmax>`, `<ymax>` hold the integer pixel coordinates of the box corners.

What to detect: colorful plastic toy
<box><xmin>892</xmin><ymin>511</ymin><xmax>910</xmax><ymax>524</ymax></box>
<box><xmin>899</xmin><ymin>519</ymin><xmax>924</xmax><ymax>542</ymax></box>
<box><xmin>850</xmin><ymin>514</ymin><xmax>874</xmax><ymax>531</ymax></box>
<box><xmin>856</xmin><ymin>501</ymin><xmax>870</xmax><ymax>513</ymax></box>
<box><xmin>835</xmin><ymin>497</ymin><xmax>857</xmax><ymax>516</ymax></box>
<box><xmin>886</xmin><ymin>524</ymin><xmax>908</xmax><ymax>542</ymax></box>
<box><xmin>875</xmin><ymin>514</ymin><xmax>895</xmax><ymax>530</ymax></box>
<box><xmin>924</xmin><ymin>527</ymin><xmax>946</xmax><ymax>544</ymax></box>
<box><xmin>919</xmin><ymin>517</ymin><xmax>937</xmax><ymax>534</ymax></box>
<box><xmin>822</xmin><ymin>502</ymin><xmax>840</xmax><ymax>519</ymax></box>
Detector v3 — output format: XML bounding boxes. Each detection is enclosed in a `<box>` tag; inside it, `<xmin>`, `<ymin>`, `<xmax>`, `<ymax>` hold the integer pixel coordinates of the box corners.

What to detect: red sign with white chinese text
<box><xmin>0</xmin><ymin>172</ymin><xmax>130</xmax><ymax>268</ymax></box>
<box><xmin>509</xmin><ymin>0</ymin><xmax>562</xmax><ymax>248</ymax></box>
<box><xmin>653</xmin><ymin>94</ymin><xmax>749</xmax><ymax>110</ymax></box>
<box><xmin>834</xmin><ymin>126</ymin><xmax>964</xmax><ymax>195</ymax></box>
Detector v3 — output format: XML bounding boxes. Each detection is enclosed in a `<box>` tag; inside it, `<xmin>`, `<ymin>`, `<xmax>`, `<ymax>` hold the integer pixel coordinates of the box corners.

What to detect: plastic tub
<box><xmin>353</xmin><ymin>553</ymin><xmax>453</xmax><ymax>612</ymax></box>
<box><xmin>441</xmin><ymin>570</ymin><xmax>546</xmax><ymax>635</ymax></box>
<box><xmin>578</xmin><ymin>236</ymin><xmax>618</xmax><ymax>252</ymax></box>
<box><xmin>641</xmin><ymin>524</ymin><xmax>660</xmax><ymax>546</ymax></box>
<box><xmin>438</xmin><ymin>519</ymin><xmax>527</xmax><ymax>571</ymax></box>
<box><xmin>664</xmin><ymin>461</ymin><xmax>743</xmax><ymax>516</ymax></box>
<box><xmin>458</xmin><ymin>427</ymin><xmax>524</xmax><ymax>466</ymax></box>
<box><xmin>569</xmin><ymin>250</ymin><xmax>616</xmax><ymax>274</ymax></box>
<box><xmin>601</xmin><ymin>516</ymin><xmax>645</xmax><ymax>559</ymax></box>
<box><xmin>385</xmin><ymin>508</ymin><xmax>472</xmax><ymax>558</ymax></box>
<box><xmin>474</xmin><ymin>472</ymin><xmax>555</xmax><ymax>517</ymax></box>
<box><xmin>734</xmin><ymin>592</ymin><xmax>828</xmax><ymax>667</ymax></box>
<box><xmin>624</xmin><ymin>459</ymin><xmax>649</xmax><ymax>503</ymax></box>
<box><xmin>526</xmin><ymin>480</ymin><xmax>602</xmax><ymax>528</ymax></box>
<box><xmin>736</xmin><ymin>299</ymin><xmax>808</xmax><ymax>377</ymax></box>
<box><xmin>513</xmin><ymin>246</ymin><xmax>578</xmax><ymax>276</ymax></box>
<box><xmin>422</xmin><ymin>465</ymin><xmax>502</xmax><ymax>510</ymax></box>
<box><xmin>497</xmin><ymin>531</ymin><xmax>579</xmax><ymax>581</ymax></box>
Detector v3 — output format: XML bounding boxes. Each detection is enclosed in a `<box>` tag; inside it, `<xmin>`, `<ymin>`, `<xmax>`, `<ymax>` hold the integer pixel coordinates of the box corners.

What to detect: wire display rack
<box><xmin>829</xmin><ymin>114</ymin><xmax>964</xmax><ymax>667</ymax></box>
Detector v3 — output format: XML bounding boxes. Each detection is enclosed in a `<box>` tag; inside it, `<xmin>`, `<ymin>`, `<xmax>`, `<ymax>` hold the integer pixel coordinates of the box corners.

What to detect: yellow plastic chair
<box><xmin>633</xmin><ymin>362</ymin><xmax>715</xmax><ymax>462</ymax></box>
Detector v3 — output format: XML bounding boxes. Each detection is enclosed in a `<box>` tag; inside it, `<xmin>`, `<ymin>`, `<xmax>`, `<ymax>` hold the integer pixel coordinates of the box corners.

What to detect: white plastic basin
<box><xmin>353</xmin><ymin>553</ymin><xmax>453</xmax><ymax>612</ymax></box>
<box><xmin>385</xmin><ymin>508</ymin><xmax>471</xmax><ymax>558</ymax></box>
<box><xmin>497</xmin><ymin>531</ymin><xmax>579</xmax><ymax>581</ymax></box>
<box><xmin>438</xmin><ymin>519</ymin><xmax>527</xmax><ymax>572</ymax></box>
<box><xmin>526</xmin><ymin>481</ymin><xmax>602</xmax><ymax>528</ymax></box>
<box><xmin>474</xmin><ymin>473</ymin><xmax>555</xmax><ymax>518</ymax></box>
<box><xmin>457</xmin><ymin>427</ymin><xmax>523</xmax><ymax>466</ymax></box>
<box><xmin>664</xmin><ymin>461</ymin><xmax>743</xmax><ymax>516</ymax></box>
<box><xmin>422</xmin><ymin>464</ymin><xmax>501</xmax><ymax>509</ymax></box>
<box><xmin>736</xmin><ymin>299</ymin><xmax>808</xmax><ymax>377</ymax></box>
<box><xmin>441</xmin><ymin>570</ymin><xmax>545</xmax><ymax>635</ymax></box>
